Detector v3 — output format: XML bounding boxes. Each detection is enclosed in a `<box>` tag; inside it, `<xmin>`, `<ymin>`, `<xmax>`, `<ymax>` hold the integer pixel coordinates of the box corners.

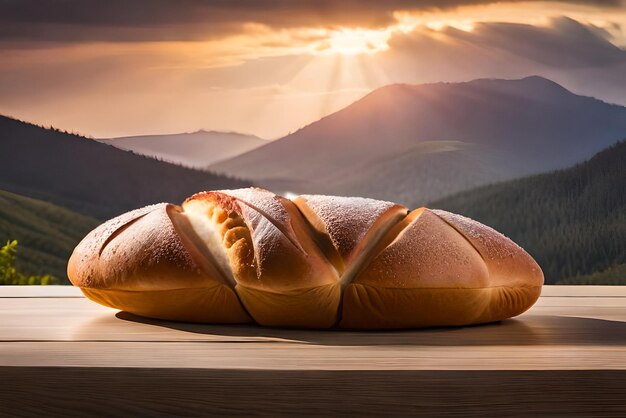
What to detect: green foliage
<box><xmin>432</xmin><ymin>140</ymin><xmax>626</xmax><ymax>285</ymax></box>
<box><xmin>0</xmin><ymin>239</ymin><xmax>18</xmax><ymax>283</ymax></box>
<box><xmin>557</xmin><ymin>264</ymin><xmax>626</xmax><ymax>285</ymax></box>
<box><xmin>0</xmin><ymin>240</ymin><xmax>62</xmax><ymax>285</ymax></box>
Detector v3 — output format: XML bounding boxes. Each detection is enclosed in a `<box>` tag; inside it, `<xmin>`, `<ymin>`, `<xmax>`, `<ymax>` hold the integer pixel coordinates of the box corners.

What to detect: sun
<box><xmin>321</xmin><ymin>28</ymin><xmax>391</xmax><ymax>56</ymax></box>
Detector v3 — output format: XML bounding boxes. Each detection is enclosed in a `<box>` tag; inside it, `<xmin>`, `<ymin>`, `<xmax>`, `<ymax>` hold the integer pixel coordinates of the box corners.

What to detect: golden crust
<box><xmin>69</xmin><ymin>189</ymin><xmax>544</xmax><ymax>329</ymax></box>
<box><xmin>340</xmin><ymin>284</ymin><xmax>542</xmax><ymax>329</ymax></box>
<box><xmin>352</xmin><ymin>209</ymin><xmax>490</xmax><ymax>289</ymax></box>
<box><xmin>81</xmin><ymin>286</ymin><xmax>251</xmax><ymax>323</ymax></box>
<box><xmin>67</xmin><ymin>202</ymin><xmax>251</xmax><ymax>323</ymax></box>
<box><xmin>68</xmin><ymin>203</ymin><xmax>210</xmax><ymax>291</ymax></box>
<box><xmin>182</xmin><ymin>192</ymin><xmax>257</xmax><ymax>286</ymax></box>
<box><xmin>293</xmin><ymin>195</ymin><xmax>407</xmax><ymax>263</ymax></box>
<box><xmin>341</xmin><ymin>208</ymin><xmax>542</xmax><ymax>328</ymax></box>
<box><xmin>235</xmin><ymin>283</ymin><xmax>341</xmax><ymax>328</ymax></box>
<box><xmin>293</xmin><ymin>195</ymin><xmax>408</xmax><ymax>278</ymax></box>
<box><xmin>183</xmin><ymin>189</ymin><xmax>342</xmax><ymax>327</ymax></box>
<box><xmin>431</xmin><ymin>209</ymin><xmax>544</xmax><ymax>288</ymax></box>
<box><xmin>198</xmin><ymin>188</ymin><xmax>339</xmax><ymax>292</ymax></box>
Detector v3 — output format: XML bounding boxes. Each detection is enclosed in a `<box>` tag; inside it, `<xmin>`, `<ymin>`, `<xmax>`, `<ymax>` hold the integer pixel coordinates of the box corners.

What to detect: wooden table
<box><xmin>1</xmin><ymin>286</ymin><xmax>625</xmax><ymax>416</ymax></box>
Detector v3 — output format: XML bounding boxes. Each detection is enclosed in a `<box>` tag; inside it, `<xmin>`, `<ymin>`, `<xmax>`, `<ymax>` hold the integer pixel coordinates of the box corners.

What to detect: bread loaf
<box><xmin>68</xmin><ymin>188</ymin><xmax>543</xmax><ymax>328</ymax></box>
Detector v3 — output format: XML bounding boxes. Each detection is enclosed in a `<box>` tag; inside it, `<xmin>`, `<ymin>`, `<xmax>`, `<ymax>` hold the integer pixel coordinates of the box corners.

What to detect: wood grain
<box><xmin>1</xmin><ymin>285</ymin><xmax>625</xmax><ymax>416</ymax></box>
<box><xmin>2</xmin><ymin>368</ymin><xmax>625</xmax><ymax>417</ymax></box>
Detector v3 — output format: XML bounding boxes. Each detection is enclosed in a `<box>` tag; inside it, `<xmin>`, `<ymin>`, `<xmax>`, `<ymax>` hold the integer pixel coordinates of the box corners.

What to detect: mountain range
<box><xmin>211</xmin><ymin>76</ymin><xmax>626</xmax><ymax>207</ymax></box>
<box><xmin>100</xmin><ymin>130</ymin><xmax>266</xmax><ymax>169</ymax></box>
<box><xmin>0</xmin><ymin>116</ymin><xmax>250</xmax><ymax>219</ymax></box>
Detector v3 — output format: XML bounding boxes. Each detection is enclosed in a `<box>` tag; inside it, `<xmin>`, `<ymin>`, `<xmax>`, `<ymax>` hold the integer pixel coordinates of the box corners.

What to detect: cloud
<box><xmin>1</xmin><ymin>10</ymin><xmax>626</xmax><ymax>138</ymax></box>
<box><xmin>371</xmin><ymin>17</ymin><xmax>626</xmax><ymax>106</ymax></box>
<box><xmin>380</xmin><ymin>17</ymin><xmax>625</xmax><ymax>76</ymax></box>
<box><xmin>0</xmin><ymin>0</ymin><xmax>622</xmax><ymax>42</ymax></box>
<box><xmin>451</xmin><ymin>17</ymin><xmax>626</xmax><ymax>68</ymax></box>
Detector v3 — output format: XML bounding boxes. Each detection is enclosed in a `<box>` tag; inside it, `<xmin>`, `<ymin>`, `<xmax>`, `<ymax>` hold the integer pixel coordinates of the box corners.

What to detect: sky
<box><xmin>1</xmin><ymin>0</ymin><xmax>625</xmax><ymax>139</ymax></box>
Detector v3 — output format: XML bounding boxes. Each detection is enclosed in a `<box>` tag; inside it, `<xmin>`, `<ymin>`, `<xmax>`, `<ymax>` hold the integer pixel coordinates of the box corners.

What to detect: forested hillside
<box><xmin>432</xmin><ymin>141</ymin><xmax>626</xmax><ymax>284</ymax></box>
<box><xmin>557</xmin><ymin>264</ymin><xmax>626</xmax><ymax>285</ymax></box>
<box><xmin>0</xmin><ymin>189</ymin><xmax>99</xmax><ymax>283</ymax></box>
<box><xmin>0</xmin><ymin>115</ymin><xmax>251</xmax><ymax>219</ymax></box>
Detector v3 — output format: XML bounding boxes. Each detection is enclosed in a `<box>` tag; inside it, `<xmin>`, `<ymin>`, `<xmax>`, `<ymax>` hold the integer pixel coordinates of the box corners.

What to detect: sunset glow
<box><xmin>321</xmin><ymin>28</ymin><xmax>392</xmax><ymax>55</ymax></box>
<box><xmin>0</xmin><ymin>1</ymin><xmax>625</xmax><ymax>138</ymax></box>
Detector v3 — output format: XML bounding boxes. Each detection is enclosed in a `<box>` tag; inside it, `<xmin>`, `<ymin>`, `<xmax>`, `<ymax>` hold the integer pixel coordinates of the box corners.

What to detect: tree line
<box><xmin>433</xmin><ymin>140</ymin><xmax>626</xmax><ymax>284</ymax></box>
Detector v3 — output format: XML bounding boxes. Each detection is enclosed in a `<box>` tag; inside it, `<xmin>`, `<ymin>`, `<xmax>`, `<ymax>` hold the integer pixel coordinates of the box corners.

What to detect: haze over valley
<box><xmin>100</xmin><ymin>130</ymin><xmax>266</xmax><ymax>169</ymax></box>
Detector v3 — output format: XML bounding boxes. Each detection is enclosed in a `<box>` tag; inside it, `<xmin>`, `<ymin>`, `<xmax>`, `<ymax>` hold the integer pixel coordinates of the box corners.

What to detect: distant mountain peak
<box><xmin>101</xmin><ymin>130</ymin><xmax>267</xmax><ymax>169</ymax></box>
<box><xmin>371</xmin><ymin>75</ymin><xmax>571</xmax><ymax>97</ymax></box>
<box><xmin>519</xmin><ymin>75</ymin><xmax>560</xmax><ymax>84</ymax></box>
<box><xmin>191</xmin><ymin>129</ymin><xmax>264</xmax><ymax>140</ymax></box>
<box><xmin>211</xmin><ymin>76</ymin><xmax>626</xmax><ymax>207</ymax></box>
<box><xmin>470</xmin><ymin>75</ymin><xmax>571</xmax><ymax>93</ymax></box>
<box><xmin>105</xmin><ymin>129</ymin><xmax>263</xmax><ymax>141</ymax></box>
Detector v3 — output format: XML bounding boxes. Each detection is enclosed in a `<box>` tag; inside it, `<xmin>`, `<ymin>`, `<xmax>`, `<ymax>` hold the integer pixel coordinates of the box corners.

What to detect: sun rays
<box><xmin>321</xmin><ymin>28</ymin><xmax>392</xmax><ymax>56</ymax></box>
<box><xmin>2</xmin><ymin>1</ymin><xmax>624</xmax><ymax>138</ymax></box>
